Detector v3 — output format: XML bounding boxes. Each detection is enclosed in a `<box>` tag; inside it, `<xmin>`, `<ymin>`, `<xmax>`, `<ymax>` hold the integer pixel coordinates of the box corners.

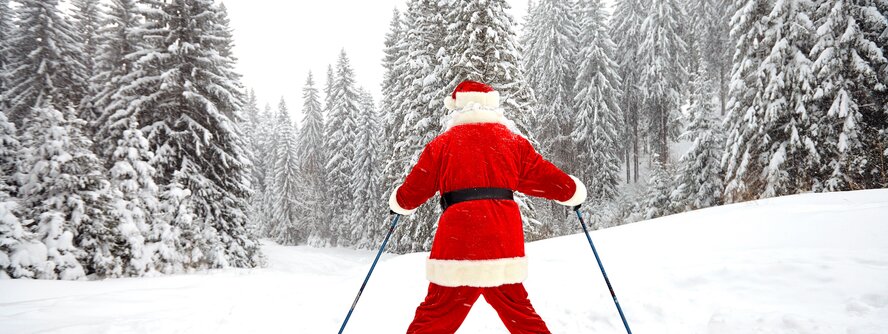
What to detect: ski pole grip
<box><xmin>572</xmin><ymin>204</ymin><xmax>582</xmax><ymax>212</ymax></box>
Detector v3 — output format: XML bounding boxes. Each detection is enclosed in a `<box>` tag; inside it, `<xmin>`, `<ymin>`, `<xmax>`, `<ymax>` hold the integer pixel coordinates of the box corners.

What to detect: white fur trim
<box><xmin>443</xmin><ymin>91</ymin><xmax>500</xmax><ymax>110</ymax></box>
<box><xmin>556</xmin><ymin>175</ymin><xmax>587</xmax><ymax>207</ymax></box>
<box><xmin>444</xmin><ymin>105</ymin><xmax>510</xmax><ymax>130</ymax></box>
<box><xmin>388</xmin><ymin>186</ymin><xmax>417</xmax><ymax>215</ymax></box>
<box><xmin>426</xmin><ymin>257</ymin><xmax>528</xmax><ymax>287</ymax></box>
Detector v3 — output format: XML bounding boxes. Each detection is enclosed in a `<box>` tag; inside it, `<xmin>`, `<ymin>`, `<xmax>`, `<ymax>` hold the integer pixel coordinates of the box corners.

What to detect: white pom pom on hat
<box><xmin>443</xmin><ymin>80</ymin><xmax>501</xmax><ymax>110</ymax></box>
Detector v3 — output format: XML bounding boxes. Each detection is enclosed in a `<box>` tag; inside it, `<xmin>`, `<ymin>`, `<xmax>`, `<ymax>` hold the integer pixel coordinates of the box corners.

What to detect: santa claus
<box><xmin>389</xmin><ymin>80</ymin><xmax>587</xmax><ymax>333</ymax></box>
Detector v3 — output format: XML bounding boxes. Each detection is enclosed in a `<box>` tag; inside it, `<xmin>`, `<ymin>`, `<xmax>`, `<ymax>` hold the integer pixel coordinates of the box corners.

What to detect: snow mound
<box><xmin>1</xmin><ymin>190</ymin><xmax>887</xmax><ymax>333</ymax></box>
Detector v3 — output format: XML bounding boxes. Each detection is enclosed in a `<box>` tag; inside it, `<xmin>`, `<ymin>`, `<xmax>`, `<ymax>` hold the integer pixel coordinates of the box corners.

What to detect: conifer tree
<box><xmin>643</xmin><ymin>157</ymin><xmax>674</xmax><ymax>219</ymax></box>
<box><xmin>810</xmin><ymin>0</ymin><xmax>888</xmax><ymax>190</ymax></box>
<box><xmin>109</xmin><ymin>120</ymin><xmax>159</xmax><ymax>276</ymax></box>
<box><xmin>671</xmin><ymin>71</ymin><xmax>724</xmax><ymax>211</ymax></box>
<box><xmin>295</xmin><ymin>73</ymin><xmax>327</xmax><ymax>245</ymax></box>
<box><xmin>610</xmin><ymin>0</ymin><xmax>647</xmax><ymax>182</ymax></box>
<box><xmin>521</xmin><ymin>0</ymin><xmax>581</xmax><ymax>167</ymax></box>
<box><xmin>638</xmin><ymin>0</ymin><xmax>688</xmax><ymax>164</ymax></box>
<box><xmin>324</xmin><ymin>50</ymin><xmax>361</xmax><ymax>246</ymax></box>
<box><xmin>352</xmin><ymin>89</ymin><xmax>381</xmax><ymax>248</ymax></box>
<box><xmin>19</xmin><ymin>104</ymin><xmax>116</xmax><ymax>279</ymax></box>
<box><xmin>0</xmin><ymin>112</ymin><xmax>43</xmax><ymax>279</ymax></box>
<box><xmin>71</xmin><ymin>0</ymin><xmax>103</xmax><ymax>123</ymax></box>
<box><xmin>120</xmin><ymin>0</ymin><xmax>260</xmax><ymax>268</ymax></box>
<box><xmin>92</xmin><ymin>0</ymin><xmax>145</xmax><ymax>160</ymax></box>
<box><xmin>723</xmin><ymin>0</ymin><xmax>819</xmax><ymax>201</ymax></box>
<box><xmin>0</xmin><ymin>0</ymin><xmax>13</xmax><ymax>100</ymax></box>
<box><xmin>268</xmin><ymin>99</ymin><xmax>303</xmax><ymax>245</ymax></box>
<box><xmin>2</xmin><ymin>0</ymin><xmax>88</xmax><ymax>125</ymax></box>
<box><xmin>572</xmin><ymin>0</ymin><xmax>624</xmax><ymax>203</ymax></box>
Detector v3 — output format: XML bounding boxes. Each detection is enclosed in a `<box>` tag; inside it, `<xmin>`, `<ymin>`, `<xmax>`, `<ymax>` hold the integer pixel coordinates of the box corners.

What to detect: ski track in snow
<box><xmin>1</xmin><ymin>190</ymin><xmax>887</xmax><ymax>333</ymax></box>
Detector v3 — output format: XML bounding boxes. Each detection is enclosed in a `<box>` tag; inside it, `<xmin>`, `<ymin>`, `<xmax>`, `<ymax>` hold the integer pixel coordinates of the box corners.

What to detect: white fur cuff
<box><xmin>389</xmin><ymin>186</ymin><xmax>417</xmax><ymax>215</ymax></box>
<box><xmin>556</xmin><ymin>175</ymin><xmax>587</xmax><ymax>207</ymax></box>
<box><xmin>427</xmin><ymin>257</ymin><xmax>528</xmax><ymax>287</ymax></box>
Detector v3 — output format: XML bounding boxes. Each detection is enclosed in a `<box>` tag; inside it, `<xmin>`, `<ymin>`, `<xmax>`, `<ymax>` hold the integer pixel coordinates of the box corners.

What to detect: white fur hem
<box><xmin>426</xmin><ymin>257</ymin><xmax>528</xmax><ymax>287</ymax></box>
<box><xmin>443</xmin><ymin>91</ymin><xmax>500</xmax><ymax>110</ymax></box>
<box><xmin>444</xmin><ymin>106</ymin><xmax>510</xmax><ymax>130</ymax></box>
<box><xmin>389</xmin><ymin>186</ymin><xmax>417</xmax><ymax>215</ymax></box>
<box><xmin>556</xmin><ymin>175</ymin><xmax>587</xmax><ymax>207</ymax></box>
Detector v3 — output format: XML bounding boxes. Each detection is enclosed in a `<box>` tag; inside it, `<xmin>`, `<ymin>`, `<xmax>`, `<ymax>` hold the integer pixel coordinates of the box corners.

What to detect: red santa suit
<box><xmin>389</xmin><ymin>81</ymin><xmax>586</xmax><ymax>334</ymax></box>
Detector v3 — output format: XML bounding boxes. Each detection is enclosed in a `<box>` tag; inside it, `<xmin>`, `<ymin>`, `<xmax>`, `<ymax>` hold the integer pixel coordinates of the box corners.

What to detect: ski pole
<box><xmin>338</xmin><ymin>213</ymin><xmax>401</xmax><ymax>334</ymax></box>
<box><xmin>573</xmin><ymin>206</ymin><xmax>632</xmax><ymax>334</ymax></box>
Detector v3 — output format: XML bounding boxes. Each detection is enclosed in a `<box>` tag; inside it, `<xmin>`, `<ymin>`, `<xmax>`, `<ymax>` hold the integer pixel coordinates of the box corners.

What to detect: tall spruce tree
<box><xmin>295</xmin><ymin>73</ymin><xmax>327</xmax><ymax>246</ymax></box>
<box><xmin>572</xmin><ymin>0</ymin><xmax>624</xmax><ymax>203</ymax></box>
<box><xmin>810</xmin><ymin>0</ymin><xmax>888</xmax><ymax>190</ymax></box>
<box><xmin>638</xmin><ymin>0</ymin><xmax>688</xmax><ymax>164</ymax></box>
<box><xmin>521</xmin><ymin>0</ymin><xmax>581</xmax><ymax>168</ymax></box>
<box><xmin>2</xmin><ymin>0</ymin><xmax>88</xmax><ymax>126</ymax></box>
<box><xmin>71</xmin><ymin>0</ymin><xmax>104</xmax><ymax>123</ymax></box>
<box><xmin>92</xmin><ymin>0</ymin><xmax>145</xmax><ymax>160</ymax></box>
<box><xmin>723</xmin><ymin>0</ymin><xmax>819</xmax><ymax>201</ymax></box>
<box><xmin>610</xmin><ymin>0</ymin><xmax>647</xmax><ymax>182</ymax></box>
<box><xmin>119</xmin><ymin>0</ymin><xmax>260</xmax><ymax>268</ymax></box>
<box><xmin>324</xmin><ymin>50</ymin><xmax>361</xmax><ymax>246</ymax></box>
<box><xmin>0</xmin><ymin>0</ymin><xmax>12</xmax><ymax>101</ymax></box>
<box><xmin>351</xmin><ymin>89</ymin><xmax>382</xmax><ymax>248</ymax></box>
<box><xmin>268</xmin><ymin>99</ymin><xmax>303</xmax><ymax>246</ymax></box>
<box><xmin>671</xmin><ymin>71</ymin><xmax>725</xmax><ymax>211</ymax></box>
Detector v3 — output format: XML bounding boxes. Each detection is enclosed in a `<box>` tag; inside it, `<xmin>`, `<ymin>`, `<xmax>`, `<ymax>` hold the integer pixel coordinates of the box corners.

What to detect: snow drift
<box><xmin>1</xmin><ymin>189</ymin><xmax>886</xmax><ymax>333</ymax></box>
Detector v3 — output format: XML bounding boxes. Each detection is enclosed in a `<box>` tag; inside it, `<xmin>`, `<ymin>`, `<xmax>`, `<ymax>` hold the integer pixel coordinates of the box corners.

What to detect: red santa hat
<box><xmin>443</xmin><ymin>80</ymin><xmax>501</xmax><ymax>110</ymax></box>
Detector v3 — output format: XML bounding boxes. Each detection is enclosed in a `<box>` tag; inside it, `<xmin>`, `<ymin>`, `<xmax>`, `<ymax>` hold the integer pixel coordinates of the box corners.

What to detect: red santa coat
<box><xmin>389</xmin><ymin>106</ymin><xmax>586</xmax><ymax>288</ymax></box>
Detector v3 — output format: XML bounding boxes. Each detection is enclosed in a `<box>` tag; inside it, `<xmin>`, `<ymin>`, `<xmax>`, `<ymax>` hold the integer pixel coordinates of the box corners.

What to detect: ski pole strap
<box><xmin>440</xmin><ymin>187</ymin><xmax>514</xmax><ymax>211</ymax></box>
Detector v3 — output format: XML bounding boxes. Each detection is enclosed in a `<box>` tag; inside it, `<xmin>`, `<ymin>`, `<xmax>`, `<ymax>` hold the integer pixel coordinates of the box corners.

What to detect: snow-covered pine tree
<box><xmin>0</xmin><ymin>111</ymin><xmax>43</xmax><ymax>279</ymax></box>
<box><xmin>206</xmin><ymin>2</ymin><xmax>244</xmax><ymax>119</ymax></box>
<box><xmin>268</xmin><ymin>98</ymin><xmax>303</xmax><ymax>246</ymax></box>
<box><xmin>324</xmin><ymin>50</ymin><xmax>361</xmax><ymax>247</ymax></box>
<box><xmin>572</xmin><ymin>0</ymin><xmax>624</xmax><ymax>203</ymax></box>
<box><xmin>352</xmin><ymin>89</ymin><xmax>381</xmax><ymax>248</ymax></box>
<box><xmin>0</xmin><ymin>0</ymin><xmax>12</xmax><ymax>100</ymax></box>
<box><xmin>638</xmin><ymin>0</ymin><xmax>688</xmax><ymax>164</ymax></box>
<box><xmin>92</xmin><ymin>0</ymin><xmax>146</xmax><ymax>160</ymax></box>
<box><xmin>18</xmin><ymin>104</ymin><xmax>118</xmax><ymax>279</ymax></box>
<box><xmin>0</xmin><ymin>111</ymin><xmax>18</xmax><ymax>197</ymax></box>
<box><xmin>109</xmin><ymin>119</ymin><xmax>161</xmax><ymax>276</ymax></box>
<box><xmin>121</xmin><ymin>0</ymin><xmax>260</xmax><ymax>269</ymax></box>
<box><xmin>610</xmin><ymin>0</ymin><xmax>647</xmax><ymax>183</ymax></box>
<box><xmin>441</xmin><ymin>0</ymin><xmax>548</xmax><ymax>239</ymax></box>
<box><xmin>71</xmin><ymin>0</ymin><xmax>103</xmax><ymax>124</ymax></box>
<box><xmin>520</xmin><ymin>0</ymin><xmax>580</xmax><ymax>168</ymax></box>
<box><xmin>810</xmin><ymin>0</ymin><xmax>888</xmax><ymax>190</ymax></box>
<box><xmin>643</xmin><ymin>156</ymin><xmax>675</xmax><ymax>219</ymax></box>
<box><xmin>2</xmin><ymin>0</ymin><xmax>88</xmax><ymax>126</ymax></box>
<box><xmin>723</xmin><ymin>0</ymin><xmax>819</xmax><ymax>201</ymax></box>
<box><xmin>295</xmin><ymin>72</ymin><xmax>327</xmax><ymax>246</ymax></box>
<box><xmin>237</xmin><ymin>89</ymin><xmax>265</xmax><ymax>238</ymax></box>
<box><xmin>671</xmin><ymin>71</ymin><xmax>725</xmax><ymax>211</ymax></box>
<box><xmin>159</xmin><ymin>171</ymin><xmax>195</xmax><ymax>271</ymax></box>
<box><xmin>695</xmin><ymin>0</ymin><xmax>733</xmax><ymax>115</ymax></box>
<box><xmin>379</xmin><ymin>8</ymin><xmax>405</xmax><ymax>197</ymax></box>
<box><xmin>253</xmin><ymin>103</ymin><xmax>276</xmax><ymax>232</ymax></box>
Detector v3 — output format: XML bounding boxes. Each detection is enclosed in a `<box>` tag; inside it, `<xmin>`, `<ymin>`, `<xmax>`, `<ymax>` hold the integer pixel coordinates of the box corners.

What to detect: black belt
<box><xmin>440</xmin><ymin>187</ymin><xmax>514</xmax><ymax>211</ymax></box>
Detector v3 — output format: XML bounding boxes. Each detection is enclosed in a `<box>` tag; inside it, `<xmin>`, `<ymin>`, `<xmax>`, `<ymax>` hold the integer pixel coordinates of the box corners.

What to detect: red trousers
<box><xmin>406</xmin><ymin>283</ymin><xmax>551</xmax><ymax>334</ymax></box>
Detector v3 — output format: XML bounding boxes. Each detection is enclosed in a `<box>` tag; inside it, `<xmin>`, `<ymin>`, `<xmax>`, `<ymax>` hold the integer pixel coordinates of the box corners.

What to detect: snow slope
<box><xmin>1</xmin><ymin>190</ymin><xmax>887</xmax><ymax>333</ymax></box>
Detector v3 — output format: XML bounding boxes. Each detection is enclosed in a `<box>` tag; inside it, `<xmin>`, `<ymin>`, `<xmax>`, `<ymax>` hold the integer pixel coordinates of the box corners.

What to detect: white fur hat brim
<box><xmin>443</xmin><ymin>91</ymin><xmax>500</xmax><ymax>110</ymax></box>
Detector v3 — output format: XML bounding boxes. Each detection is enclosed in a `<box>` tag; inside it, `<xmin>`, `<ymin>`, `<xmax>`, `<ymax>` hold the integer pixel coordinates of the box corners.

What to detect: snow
<box><xmin>2</xmin><ymin>190</ymin><xmax>887</xmax><ymax>333</ymax></box>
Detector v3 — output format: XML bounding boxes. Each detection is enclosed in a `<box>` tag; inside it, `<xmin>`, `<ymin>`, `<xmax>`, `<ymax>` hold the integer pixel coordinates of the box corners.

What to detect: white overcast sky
<box><xmin>223</xmin><ymin>0</ymin><xmax>531</xmax><ymax>121</ymax></box>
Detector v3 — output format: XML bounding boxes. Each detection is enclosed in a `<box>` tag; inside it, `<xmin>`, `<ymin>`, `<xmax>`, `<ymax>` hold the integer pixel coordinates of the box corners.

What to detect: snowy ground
<box><xmin>1</xmin><ymin>190</ymin><xmax>887</xmax><ymax>333</ymax></box>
